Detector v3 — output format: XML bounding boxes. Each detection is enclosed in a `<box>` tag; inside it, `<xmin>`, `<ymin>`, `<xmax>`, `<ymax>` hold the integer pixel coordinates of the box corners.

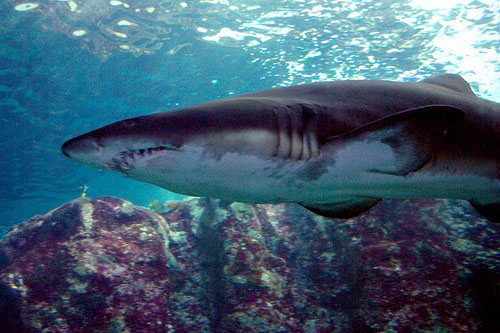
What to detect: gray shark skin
<box><xmin>62</xmin><ymin>74</ymin><xmax>500</xmax><ymax>222</ymax></box>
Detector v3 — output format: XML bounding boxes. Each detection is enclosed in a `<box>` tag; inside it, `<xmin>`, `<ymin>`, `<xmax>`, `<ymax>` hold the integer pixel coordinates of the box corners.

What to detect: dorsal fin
<box><xmin>420</xmin><ymin>74</ymin><xmax>476</xmax><ymax>96</ymax></box>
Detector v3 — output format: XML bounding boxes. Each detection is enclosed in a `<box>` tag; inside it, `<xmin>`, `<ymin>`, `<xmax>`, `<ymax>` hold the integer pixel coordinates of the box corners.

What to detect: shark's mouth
<box><xmin>105</xmin><ymin>146</ymin><xmax>178</xmax><ymax>172</ymax></box>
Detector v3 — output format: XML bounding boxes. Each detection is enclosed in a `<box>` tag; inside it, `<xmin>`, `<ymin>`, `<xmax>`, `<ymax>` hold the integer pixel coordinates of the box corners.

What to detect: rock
<box><xmin>1</xmin><ymin>196</ymin><xmax>500</xmax><ymax>331</ymax></box>
<box><xmin>0</xmin><ymin>196</ymin><xmax>208</xmax><ymax>332</ymax></box>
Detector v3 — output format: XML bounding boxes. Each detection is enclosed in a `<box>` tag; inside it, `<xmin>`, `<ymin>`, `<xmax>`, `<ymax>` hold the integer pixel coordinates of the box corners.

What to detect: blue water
<box><xmin>1</xmin><ymin>0</ymin><xmax>500</xmax><ymax>234</ymax></box>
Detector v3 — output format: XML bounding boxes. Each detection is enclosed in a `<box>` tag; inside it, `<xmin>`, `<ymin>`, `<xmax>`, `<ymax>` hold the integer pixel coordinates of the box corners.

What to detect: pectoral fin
<box><xmin>299</xmin><ymin>197</ymin><xmax>382</xmax><ymax>219</ymax></box>
<box><xmin>469</xmin><ymin>200</ymin><xmax>500</xmax><ymax>223</ymax></box>
<box><xmin>326</xmin><ymin>105</ymin><xmax>465</xmax><ymax>176</ymax></box>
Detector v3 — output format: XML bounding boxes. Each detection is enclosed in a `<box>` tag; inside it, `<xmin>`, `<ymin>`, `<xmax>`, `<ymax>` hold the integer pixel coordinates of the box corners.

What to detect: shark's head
<box><xmin>61</xmin><ymin>113</ymin><xmax>171</xmax><ymax>171</ymax></box>
<box><xmin>62</xmin><ymin>99</ymin><xmax>280</xmax><ymax>169</ymax></box>
<box><xmin>62</xmin><ymin>98</ymin><xmax>321</xmax><ymax>199</ymax></box>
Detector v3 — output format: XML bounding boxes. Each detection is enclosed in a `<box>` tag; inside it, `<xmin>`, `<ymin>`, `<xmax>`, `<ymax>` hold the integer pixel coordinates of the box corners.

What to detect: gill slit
<box><xmin>274</xmin><ymin>107</ymin><xmax>320</xmax><ymax>161</ymax></box>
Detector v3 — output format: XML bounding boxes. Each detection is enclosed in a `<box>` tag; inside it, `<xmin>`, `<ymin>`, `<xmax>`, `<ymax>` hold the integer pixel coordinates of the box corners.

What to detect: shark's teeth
<box><xmin>105</xmin><ymin>146</ymin><xmax>177</xmax><ymax>172</ymax></box>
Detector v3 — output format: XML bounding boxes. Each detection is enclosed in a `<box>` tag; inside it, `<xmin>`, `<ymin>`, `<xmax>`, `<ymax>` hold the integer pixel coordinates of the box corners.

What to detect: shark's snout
<box><xmin>62</xmin><ymin>131</ymin><xmax>181</xmax><ymax>172</ymax></box>
<box><xmin>62</xmin><ymin>136</ymin><xmax>100</xmax><ymax>158</ymax></box>
<box><xmin>61</xmin><ymin>135</ymin><xmax>111</xmax><ymax>169</ymax></box>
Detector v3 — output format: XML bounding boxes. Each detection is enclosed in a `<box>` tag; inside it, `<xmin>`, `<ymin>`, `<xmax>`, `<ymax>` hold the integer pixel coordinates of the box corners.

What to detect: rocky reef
<box><xmin>1</xmin><ymin>196</ymin><xmax>500</xmax><ymax>332</ymax></box>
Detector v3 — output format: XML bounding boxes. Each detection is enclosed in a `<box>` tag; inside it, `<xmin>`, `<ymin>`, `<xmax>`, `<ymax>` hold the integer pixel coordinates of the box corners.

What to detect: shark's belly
<box><xmin>128</xmin><ymin>146</ymin><xmax>500</xmax><ymax>205</ymax></box>
<box><xmin>312</xmin><ymin>170</ymin><xmax>500</xmax><ymax>203</ymax></box>
<box><xmin>198</xmin><ymin>157</ymin><xmax>500</xmax><ymax>205</ymax></box>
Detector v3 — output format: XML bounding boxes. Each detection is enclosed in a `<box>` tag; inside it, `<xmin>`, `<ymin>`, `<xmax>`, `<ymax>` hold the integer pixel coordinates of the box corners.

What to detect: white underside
<box><xmin>125</xmin><ymin>142</ymin><xmax>500</xmax><ymax>205</ymax></box>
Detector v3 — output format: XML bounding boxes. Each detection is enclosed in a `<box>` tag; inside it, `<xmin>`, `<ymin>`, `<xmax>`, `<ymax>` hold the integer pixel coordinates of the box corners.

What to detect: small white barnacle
<box><xmin>117</xmin><ymin>20</ymin><xmax>137</xmax><ymax>26</ymax></box>
<box><xmin>68</xmin><ymin>0</ymin><xmax>77</xmax><ymax>11</ymax></box>
<box><xmin>109</xmin><ymin>0</ymin><xmax>129</xmax><ymax>8</ymax></box>
<box><xmin>14</xmin><ymin>3</ymin><xmax>39</xmax><ymax>11</ymax></box>
<box><xmin>112</xmin><ymin>31</ymin><xmax>128</xmax><ymax>38</ymax></box>
<box><xmin>72</xmin><ymin>29</ymin><xmax>87</xmax><ymax>37</ymax></box>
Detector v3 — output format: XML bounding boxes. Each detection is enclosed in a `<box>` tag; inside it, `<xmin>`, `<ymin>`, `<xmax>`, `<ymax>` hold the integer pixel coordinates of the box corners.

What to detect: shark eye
<box><xmin>122</xmin><ymin>119</ymin><xmax>137</xmax><ymax>128</ymax></box>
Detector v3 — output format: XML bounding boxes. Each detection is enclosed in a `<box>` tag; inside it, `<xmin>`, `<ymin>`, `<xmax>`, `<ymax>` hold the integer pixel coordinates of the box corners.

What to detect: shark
<box><xmin>62</xmin><ymin>74</ymin><xmax>500</xmax><ymax>222</ymax></box>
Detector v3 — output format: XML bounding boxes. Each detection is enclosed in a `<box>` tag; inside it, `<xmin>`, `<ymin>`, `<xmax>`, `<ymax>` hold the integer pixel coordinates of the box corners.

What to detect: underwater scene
<box><xmin>1</xmin><ymin>0</ymin><xmax>500</xmax><ymax>331</ymax></box>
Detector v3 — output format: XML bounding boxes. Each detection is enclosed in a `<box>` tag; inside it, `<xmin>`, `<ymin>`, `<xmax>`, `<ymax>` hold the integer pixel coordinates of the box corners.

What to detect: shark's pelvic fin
<box><xmin>419</xmin><ymin>74</ymin><xmax>476</xmax><ymax>96</ymax></box>
<box><xmin>325</xmin><ymin>104</ymin><xmax>465</xmax><ymax>176</ymax></box>
<box><xmin>300</xmin><ymin>197</ymin><xmax>382</xmax><ymax>219</ymax></box>
<box><xmin>469</xmin><ymin>201</ymin><xmax>500</xmax><ymax>223</ymax></box>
